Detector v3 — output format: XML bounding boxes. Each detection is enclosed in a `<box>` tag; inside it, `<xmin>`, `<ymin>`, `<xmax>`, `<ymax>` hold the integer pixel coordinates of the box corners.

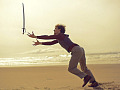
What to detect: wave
<box><xmin>19</xmin><ymin>48</ymin><xmax>62</xmax><ymax>55</ymax></box>
<box><xmin>87</xmin><ymin>52</ymin><xmax>120</xmax><ymax>55</ymax></box>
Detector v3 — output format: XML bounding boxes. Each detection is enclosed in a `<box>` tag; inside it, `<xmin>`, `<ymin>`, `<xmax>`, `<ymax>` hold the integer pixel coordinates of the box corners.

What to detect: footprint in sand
<box><xmin>91</xmin><ymin>81</ymin><xmax>120</xmax><ymax>90</ymax></box>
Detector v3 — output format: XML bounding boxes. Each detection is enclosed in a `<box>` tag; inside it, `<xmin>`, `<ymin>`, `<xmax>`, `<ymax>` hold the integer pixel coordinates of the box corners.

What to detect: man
<box><xmin>27</xmin><ymin>24</ymin><xmax>98</xmax><ymax>87</ymax></box>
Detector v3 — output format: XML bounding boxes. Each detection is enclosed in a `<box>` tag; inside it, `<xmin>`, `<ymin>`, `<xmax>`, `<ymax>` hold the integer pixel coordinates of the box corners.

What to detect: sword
<box><xmin>22</xmin><ymin>3</ymin><xmax>26</xmax><ymax>34</ymax></box>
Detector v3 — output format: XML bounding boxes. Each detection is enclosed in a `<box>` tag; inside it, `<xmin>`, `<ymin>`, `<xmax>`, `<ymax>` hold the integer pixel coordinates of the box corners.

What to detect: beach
<box><xmin>0</xmin><ymin>64</ymin><xmax>120</xmax><ymax>90</ymax></box>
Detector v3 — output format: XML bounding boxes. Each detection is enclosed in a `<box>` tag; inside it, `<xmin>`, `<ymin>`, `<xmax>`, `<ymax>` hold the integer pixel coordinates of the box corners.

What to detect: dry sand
<box><xmin>0</xmin><ymin>64</ymin><xmax>120</xmax><ymax>90</ymax></box>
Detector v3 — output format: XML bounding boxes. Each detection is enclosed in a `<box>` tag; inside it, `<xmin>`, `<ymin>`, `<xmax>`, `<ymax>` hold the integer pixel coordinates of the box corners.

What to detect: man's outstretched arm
<box><xmin>27</xmin><ymin>31</ymin><xmax>61</xmax><ymax>40</ymax></box>
<box><xmin>36</xmin><ymin>35</ymin><xmax>59</xmax><ymax>40</ymax></box>
<box><xmin>33</xmin><ymin>39</ymin><xmax>58</xmax><ymax>46</ymax></box>
<box><xmin>42</xmin><ymin>40</ymin><xmax>58</xmax><ymax>45</ymax></box>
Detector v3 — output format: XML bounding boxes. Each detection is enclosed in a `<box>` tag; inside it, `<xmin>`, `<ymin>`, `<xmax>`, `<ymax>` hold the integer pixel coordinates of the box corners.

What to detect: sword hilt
<box><xmin>22</xmin><ymin>28</ymin><xmax>26</xmax><ymax>34</ymax></box>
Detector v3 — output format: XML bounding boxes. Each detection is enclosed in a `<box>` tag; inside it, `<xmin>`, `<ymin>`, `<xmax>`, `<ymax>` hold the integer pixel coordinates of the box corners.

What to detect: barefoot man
<box><xmin>27</xmin><ymin>24</ymin><xmax>98</xmax><ymax>87</ymax></box>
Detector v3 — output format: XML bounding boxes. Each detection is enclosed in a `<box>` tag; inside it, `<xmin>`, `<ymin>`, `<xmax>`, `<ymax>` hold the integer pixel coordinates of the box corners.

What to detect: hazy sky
<box><xmin>0</xmin><ymin>0</ymin><xmax>120</xmax><ymax>57</ymax></box>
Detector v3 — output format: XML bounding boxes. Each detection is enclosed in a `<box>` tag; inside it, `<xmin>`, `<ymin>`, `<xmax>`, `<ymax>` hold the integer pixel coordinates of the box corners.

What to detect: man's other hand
<box><xmin>33</xmin><ymin>39</ymin><xmax>42</xmax><ymax>46</ymax></box>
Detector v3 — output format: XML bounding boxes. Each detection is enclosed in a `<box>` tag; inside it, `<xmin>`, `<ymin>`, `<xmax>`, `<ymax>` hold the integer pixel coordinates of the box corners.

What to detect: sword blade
<box><xmin>22</xmin><ymin>3</ymin><xmax>25</xmax><ymax>34</ymax></box>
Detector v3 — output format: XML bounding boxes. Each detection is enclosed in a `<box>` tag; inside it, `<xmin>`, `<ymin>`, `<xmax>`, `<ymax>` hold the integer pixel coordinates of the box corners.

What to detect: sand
<box><xmin>0</xmin><ymin>64</ymin><xmax>120</xmax><ymax>90</ymax></box>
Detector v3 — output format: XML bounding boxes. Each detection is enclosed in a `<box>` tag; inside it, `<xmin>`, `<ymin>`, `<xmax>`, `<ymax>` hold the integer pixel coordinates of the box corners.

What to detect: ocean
<box><xmin>0</xmin><ymin>49</ymin><xmax>120</xmax><ymax>67</ymax></box>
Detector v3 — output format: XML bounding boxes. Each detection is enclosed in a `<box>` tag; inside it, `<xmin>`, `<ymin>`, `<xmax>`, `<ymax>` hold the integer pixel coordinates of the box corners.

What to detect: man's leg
<box><xmin>68</xmin><ymin>47</ymin><xmax>86</xmax><ymax>79</ymax></box>
<box><xmin>79</xmin><ymin>48</ymin><xmax>96</xmax><ymax>83</ymax></box>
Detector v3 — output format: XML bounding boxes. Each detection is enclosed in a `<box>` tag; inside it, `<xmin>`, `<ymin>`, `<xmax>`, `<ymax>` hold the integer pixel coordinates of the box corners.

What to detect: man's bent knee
<box><xmin>81</xmin><ymin>67</ymin><xmax>89</xmax><ymax>73</ymax></box>
<box><xmin>68</xmin><ymin>67</ymin><xmax>77</xmax><ymax>73</ymax></box>
<box><xmin>68</xmin><ymin>67</ymin><xmax>72</xmax><ymax>72</ymax></box>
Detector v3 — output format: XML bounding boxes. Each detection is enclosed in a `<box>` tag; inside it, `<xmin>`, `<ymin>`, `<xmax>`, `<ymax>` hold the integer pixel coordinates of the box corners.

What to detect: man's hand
<box><xmin>27</xmin><ymin>31</ymin><xmax>37</xmax><ymax>38</ymax></box>
<box><xmin>33</xmin><ymin>39</ymin><xmax>42</xmax><ymax>46</ymax></box>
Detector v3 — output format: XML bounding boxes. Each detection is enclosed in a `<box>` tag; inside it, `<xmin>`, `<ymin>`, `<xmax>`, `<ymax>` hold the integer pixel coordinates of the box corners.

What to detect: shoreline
<box><xmin>0</xmin><ymin>63</ymin><xmax>120</xmax><ymax>68</ymax></box>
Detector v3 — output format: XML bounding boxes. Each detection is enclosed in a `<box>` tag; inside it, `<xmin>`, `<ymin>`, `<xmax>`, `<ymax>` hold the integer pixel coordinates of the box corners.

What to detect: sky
<box><xmin>0</xmin><ymin>0</ymin><xmax>120</xmax><ymax>57</ymax></box>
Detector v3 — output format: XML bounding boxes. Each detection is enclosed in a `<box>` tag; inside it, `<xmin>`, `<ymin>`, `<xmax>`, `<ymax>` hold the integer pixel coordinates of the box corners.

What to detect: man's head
<box><xmin>54</xmin><ymin>24</ymin><xmax>66</xmax><ymax>35</ymax></box>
